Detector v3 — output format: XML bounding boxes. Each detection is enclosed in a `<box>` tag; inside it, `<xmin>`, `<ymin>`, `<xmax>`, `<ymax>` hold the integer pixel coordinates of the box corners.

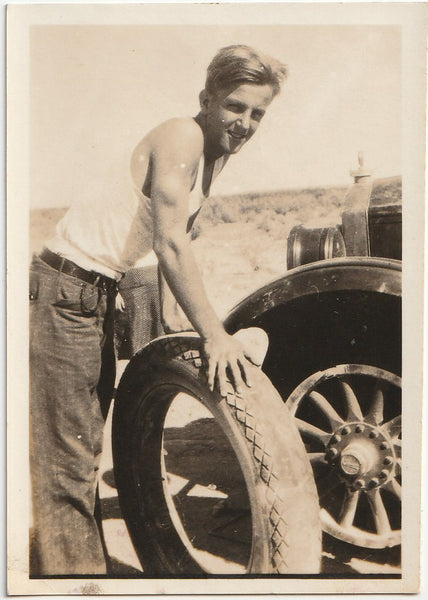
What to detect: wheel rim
<box><xmin>286</xmin><ymin>364</ymin><xmax>401</xmax><ymax>549</ymax></box>
<box><xmin>131</xmin><ymin>385</ymin><xmax>259</xmax><ymax>573</ymax></box>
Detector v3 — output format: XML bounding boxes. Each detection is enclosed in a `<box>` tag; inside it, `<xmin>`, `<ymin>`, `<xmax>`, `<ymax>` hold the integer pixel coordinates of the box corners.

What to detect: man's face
<box><xmin>201</xmin><ymin>83</ymin><xmax>275</xmax><ymax>158</ymax></box>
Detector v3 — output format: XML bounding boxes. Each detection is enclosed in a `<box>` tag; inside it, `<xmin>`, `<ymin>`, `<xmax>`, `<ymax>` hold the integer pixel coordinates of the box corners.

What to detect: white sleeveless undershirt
<box><xmin>47</xmin><ymin>154</ymin><xmax>224</xmax><ymax>280</ymax></box>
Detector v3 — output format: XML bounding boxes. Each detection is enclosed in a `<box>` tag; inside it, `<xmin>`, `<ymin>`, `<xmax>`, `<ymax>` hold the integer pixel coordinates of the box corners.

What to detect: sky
<box><xmin>30</xmin><ymin>24</ymin><xmax>401</xmax><ymax>208</ymax></box>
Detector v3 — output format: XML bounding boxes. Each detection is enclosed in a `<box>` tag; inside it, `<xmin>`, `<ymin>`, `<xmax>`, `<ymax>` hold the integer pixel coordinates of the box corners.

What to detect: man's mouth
<box><xmin>228</xmin><ymin>130</ymin><xmax>246</xmax><ymax>141</ymax></box>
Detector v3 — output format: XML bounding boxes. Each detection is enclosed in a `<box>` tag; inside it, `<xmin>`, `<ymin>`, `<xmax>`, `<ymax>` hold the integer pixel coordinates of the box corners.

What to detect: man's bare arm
<box><xmin>159</xmin><ymin>268</ymin><xmax>193</xmax><ymax>333</ymax></box>
<box><xmin>150</xmin><ymin>120</ymin><xmax>253</xmax><ymax>396</ymax></box>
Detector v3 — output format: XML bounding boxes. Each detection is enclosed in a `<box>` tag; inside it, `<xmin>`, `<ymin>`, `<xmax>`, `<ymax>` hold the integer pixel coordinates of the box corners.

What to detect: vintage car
<box><xmin>112</xmin><ymin>155</ymin><xmax>401</xmax><ymax>574</ymax></box>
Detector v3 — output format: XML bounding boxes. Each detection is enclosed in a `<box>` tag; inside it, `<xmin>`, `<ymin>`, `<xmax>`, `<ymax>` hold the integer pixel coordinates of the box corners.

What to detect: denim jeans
<box><xmin>115</xmin><ymin>265</ymin><xmax>164</xmax><ymax>359</ymax></box>
<box><xmin>29</xmin><ymin>256</ymin><xmax>116</xmax><ymax>576</ymax></box>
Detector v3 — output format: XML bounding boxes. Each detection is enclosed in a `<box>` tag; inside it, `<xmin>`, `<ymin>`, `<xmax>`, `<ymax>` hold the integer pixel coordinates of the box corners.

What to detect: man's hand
<box><xmin>115</xmin><ymin>292</ymin><xmax>126</xmax><ymax>312</ymax></box>
<box><xmin>202</xmin><ymin>330</ymin><xmax>255</xmax><ymax>398</ymax></box>
<box><xmin>162</xmin><ymin>300</ymin><xmax>194</xmax><ymax>333</ymax></box>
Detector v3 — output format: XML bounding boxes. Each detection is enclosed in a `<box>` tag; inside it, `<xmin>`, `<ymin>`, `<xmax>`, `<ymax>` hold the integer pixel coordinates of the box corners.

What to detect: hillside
<box><xmin>30</xmin><ymin>185</ymin><xmax>348</xmax><ymax>316</ymax></box>
<box><xmin>30</xmin><ymin>186</ymin><xmax>347</xmax><ymax>254</ymax></box>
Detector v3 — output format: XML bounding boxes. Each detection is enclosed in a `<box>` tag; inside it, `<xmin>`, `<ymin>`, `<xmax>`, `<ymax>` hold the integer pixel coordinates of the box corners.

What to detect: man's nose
<box><xmin>237</xmin><ymin>112</ymin><xmax>251</xmax><ymax>130</ymax></box>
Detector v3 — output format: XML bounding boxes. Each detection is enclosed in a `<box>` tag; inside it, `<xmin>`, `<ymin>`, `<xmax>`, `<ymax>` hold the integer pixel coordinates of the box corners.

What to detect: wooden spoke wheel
<box><xmin>286</xmin><ymin>364</ymin><xmax>401</xmax><ymax>549</ymax></box>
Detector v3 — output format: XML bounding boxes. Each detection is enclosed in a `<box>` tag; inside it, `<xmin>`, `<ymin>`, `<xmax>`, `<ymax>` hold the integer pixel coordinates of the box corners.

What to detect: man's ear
<box><xmin>199</xmin><ymin>89</ymin><xmax>211</xmax><ymax>113</ymax></box>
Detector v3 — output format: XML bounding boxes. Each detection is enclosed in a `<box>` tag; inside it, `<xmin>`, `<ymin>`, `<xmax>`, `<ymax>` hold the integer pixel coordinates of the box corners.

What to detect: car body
<box><xmin>224</xmin><ymin>159</ymin><xmax>402</xmax><ymax>551</ymax></box>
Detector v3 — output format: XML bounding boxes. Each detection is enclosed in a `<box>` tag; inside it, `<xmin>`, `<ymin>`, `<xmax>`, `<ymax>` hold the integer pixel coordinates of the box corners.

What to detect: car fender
<box><xmin>224</xmin><ymin>257</ymin><xmax>401</xmax><ymax>333</ymax></box>
<box><xmin>224</xmin><ymin>257</ymin><xmax>402</xmax><ymax>398</ymax></box>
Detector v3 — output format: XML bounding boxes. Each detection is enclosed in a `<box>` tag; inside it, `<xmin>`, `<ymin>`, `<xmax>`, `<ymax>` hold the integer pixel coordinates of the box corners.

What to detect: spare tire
<box><xmin>112</xmin><ymin>333</ymin><xmax>322</xmax><ymax>575</ymax></box>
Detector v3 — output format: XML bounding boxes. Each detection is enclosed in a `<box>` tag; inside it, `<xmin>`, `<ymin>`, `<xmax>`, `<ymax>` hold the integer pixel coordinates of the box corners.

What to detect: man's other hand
<box><xmin>162</xmin><ymin>299</ymin><xmax>193</xmax><ymax>333</ymax></box>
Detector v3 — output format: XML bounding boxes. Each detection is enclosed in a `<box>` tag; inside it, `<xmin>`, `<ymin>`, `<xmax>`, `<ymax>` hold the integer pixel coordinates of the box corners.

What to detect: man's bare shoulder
<box><xmin>131</xmin><ymin>117</ymin><xmax>203</xmax><ymax>184</ymax></box>
<box><xmin>150</xmin><ymin>117</ymin><xmax>204</xmax><ymax>161</ymax></box>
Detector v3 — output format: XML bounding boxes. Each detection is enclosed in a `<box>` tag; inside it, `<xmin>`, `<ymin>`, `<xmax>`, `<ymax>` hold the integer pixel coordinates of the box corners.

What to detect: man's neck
<box><xmin>194</xmin><ymin>113</ymin><xmax>225</xmax><ymax>164</ymax></box>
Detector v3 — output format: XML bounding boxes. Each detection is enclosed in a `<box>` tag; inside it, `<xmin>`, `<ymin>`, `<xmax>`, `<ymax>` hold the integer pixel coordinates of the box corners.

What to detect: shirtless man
<box><xmin>29</xmin><ymin>45</ymin><xmax>287</xmax><ymax>575</ymax></box>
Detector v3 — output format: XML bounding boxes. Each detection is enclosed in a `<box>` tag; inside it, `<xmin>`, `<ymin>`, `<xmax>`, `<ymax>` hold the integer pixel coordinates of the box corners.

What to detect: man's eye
<box><xmin>226</xmin><ymin>103</ymin><xmax>244</xmax><ymax>113</ymax></box>
<box><xmin>251</xmin><ymin>111</ymin><xmax>265</xmax><ymax>122</ymax></box>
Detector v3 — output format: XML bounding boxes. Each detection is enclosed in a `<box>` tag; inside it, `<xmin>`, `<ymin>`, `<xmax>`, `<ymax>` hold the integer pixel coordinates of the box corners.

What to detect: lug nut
<box><xmin>354</xmin><ymin>479</ymin><xmax>365</xmax><ymax>490</ymax></box>
<box><xmin>383</xmin><ymin>456</ymin><xmax>393</xmax><ymax>466</ymax></box>
<box><xmin>380</xmin><ymin>441</ymin><xmax>388</xmax><ymax>450</ymax></box>
<box><xmin>380</xmin><ymin>469</ymin><xmax>389</xmax><ymax>479</ymax></box>
<box><xmin>327</xmin><ymin>448</ymin><xmax>339</xmax><ymax>460</ymax></box>
<box><xmin>369</xmin><ymin>430</ymin><xmax>379</xmax><ymax>439</ymax></box>
<box><xmin>341</xmin><ymin>426</ymin><xmax>351</xmax><ymax>435</ymax></box>
<box><xmin>355</xmin><ymin>425</ymin><xmax>365</xmax><ymax>433</ymax></box>
<box><xmin>331</xmin><ymin>434</ymin><xmax>342</xmax><ymax>444</ymax></box>
<box><xmin>369</xmin><ymin>478</ymin><xmax>379</xmax><ymax>488</ymax></box>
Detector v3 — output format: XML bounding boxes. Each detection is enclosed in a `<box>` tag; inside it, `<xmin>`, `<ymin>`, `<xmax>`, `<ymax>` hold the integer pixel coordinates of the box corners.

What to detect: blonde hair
<box><xmin>205</xmin><ymin>45</ymin><xmax>288</xmax><ymax>97</ymax></box>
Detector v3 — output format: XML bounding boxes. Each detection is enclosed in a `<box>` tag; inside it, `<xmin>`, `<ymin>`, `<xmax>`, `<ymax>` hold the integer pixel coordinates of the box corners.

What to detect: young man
<box><xmin>29</xmin><ymin>45</ymin><xmax>287</xmax><ymax>575</ymax></box>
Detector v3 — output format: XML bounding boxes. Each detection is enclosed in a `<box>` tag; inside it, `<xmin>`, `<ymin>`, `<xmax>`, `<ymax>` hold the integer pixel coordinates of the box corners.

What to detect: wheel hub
<box><xmin>326</xmin><ymin>421</ymin><xmax>396</xmax><ymax>490</ymax></box>
<box><xmin>340</xmin><ymin>453</ymin><xmax>362</xmax><ymax>476</ymax></box>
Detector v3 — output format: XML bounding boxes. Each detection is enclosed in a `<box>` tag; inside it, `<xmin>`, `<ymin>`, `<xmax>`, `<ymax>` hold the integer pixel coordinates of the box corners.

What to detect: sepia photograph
<box><xmin>7</xmin><ymin>3</ymin><xmax>426</xmax><ymax>596</ymax></box>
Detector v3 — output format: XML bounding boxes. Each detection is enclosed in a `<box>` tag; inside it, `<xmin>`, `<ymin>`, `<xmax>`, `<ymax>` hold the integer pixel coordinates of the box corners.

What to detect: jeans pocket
<box><xmin>53</xmin><ymin>275</ymin><xmax>101</xmax><ymax>315</ymax></box>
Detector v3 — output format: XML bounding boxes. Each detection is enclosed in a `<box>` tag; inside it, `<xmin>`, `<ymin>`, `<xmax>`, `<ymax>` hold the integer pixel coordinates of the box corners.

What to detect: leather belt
<box><xmin>40</xmin><ymin>248</ymin><xmax>117</xmax><ymax>291</ymax></box>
